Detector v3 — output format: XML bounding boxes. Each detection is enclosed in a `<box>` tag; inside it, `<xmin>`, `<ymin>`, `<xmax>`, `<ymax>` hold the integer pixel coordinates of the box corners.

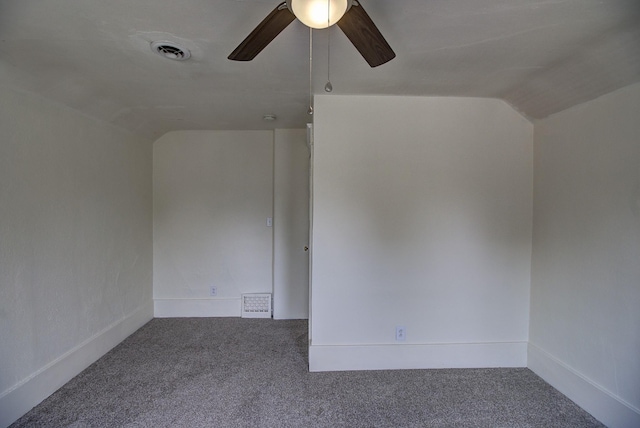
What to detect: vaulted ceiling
<box><xmin>1</xmin><ymin>0</ymin><xmax>639</xmax><ymax>140</ymax></box>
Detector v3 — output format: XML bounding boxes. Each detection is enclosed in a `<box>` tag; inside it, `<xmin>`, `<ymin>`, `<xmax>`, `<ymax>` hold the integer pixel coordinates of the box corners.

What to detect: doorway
<box><xmin>272</xmin><ymin>129</ymin><xmax>310</xmax><ymax>319</ymax></box>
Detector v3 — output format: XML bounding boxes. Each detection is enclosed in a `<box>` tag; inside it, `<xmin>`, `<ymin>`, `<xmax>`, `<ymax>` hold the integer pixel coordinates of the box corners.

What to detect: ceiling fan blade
<box><xmin>228</xmin><ymin>2</ymin><xmax>296</xmax><ymax>61</ymax></box>
<box><xmin>337</xmin><ymin>1</ymin><xmax>395</xmax><ymax>67</ymax></box>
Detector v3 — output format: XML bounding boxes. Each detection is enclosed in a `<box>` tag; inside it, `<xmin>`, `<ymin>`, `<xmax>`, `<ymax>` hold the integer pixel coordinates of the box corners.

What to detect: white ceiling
<box><xmin>1</xmin><ymin>0</ymin><xmax>639</xmax><ymax>140</ymax></box>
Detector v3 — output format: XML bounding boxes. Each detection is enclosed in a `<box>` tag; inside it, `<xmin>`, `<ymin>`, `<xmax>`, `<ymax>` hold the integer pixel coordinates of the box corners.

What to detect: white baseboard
<box><xmin>154</xmin><ymin>298</ymin><xmax>241</xmax><ymax>318</ymax></box>
<box><xmin>309</xmin><ymin>341</ymin><xmax>527</xmax><ymax>372</ymax></box>
<box><xmin>0</xmin><ymin>302</ymin><xmax>153</xmax><ymax>428</ymax></box>
<box><xmin>528</xmin><ymin>342</ymin><xmax>640</xmax><ymax>428</ymax></box>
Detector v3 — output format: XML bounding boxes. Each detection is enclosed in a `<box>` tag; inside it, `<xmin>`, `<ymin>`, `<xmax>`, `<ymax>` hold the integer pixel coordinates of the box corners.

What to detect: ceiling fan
<box><xmin>228</xmin><ymin>0</ymin><xmax>395</xmax><ymax>68</ymax></box>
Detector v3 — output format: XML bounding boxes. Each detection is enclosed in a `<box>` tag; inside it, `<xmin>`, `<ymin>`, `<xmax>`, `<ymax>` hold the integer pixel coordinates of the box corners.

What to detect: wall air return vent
<box><xmin>241</xmin><ymin>293</ymin><xmax>272</xmax><ymax>318</ymax></box>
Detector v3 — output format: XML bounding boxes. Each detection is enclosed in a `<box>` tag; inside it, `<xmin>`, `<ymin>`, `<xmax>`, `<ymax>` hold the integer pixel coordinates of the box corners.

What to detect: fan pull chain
<box><xmin>325</xmin><ymin>1</ymin><xmax>333</xmax><ymax>92</ymax></box>
<box><xmin>308</xmin><ymin>27</ymin><xmax>313</xmax><ymax>115</ymax></box>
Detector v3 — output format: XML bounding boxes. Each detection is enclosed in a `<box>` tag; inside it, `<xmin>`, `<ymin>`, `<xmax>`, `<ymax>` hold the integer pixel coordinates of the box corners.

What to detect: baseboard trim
<box><xmin>528</xmin><ymin>342</ymin><xmax>640</xmax><ymax>428</ymax></box>
<box><xmin>0</xmin><ymin>301</ymin><xmax>153</xmax><ymax>428</ymax></box>
<box><xmin>309</xmin><ymin>341</ymin><xmax>527</xmax><ymax>372</ymax></box>
<box><xmin>154</xmin><ymin>298</ymin><xmax>241</xmax><ymax>318</ymax></box>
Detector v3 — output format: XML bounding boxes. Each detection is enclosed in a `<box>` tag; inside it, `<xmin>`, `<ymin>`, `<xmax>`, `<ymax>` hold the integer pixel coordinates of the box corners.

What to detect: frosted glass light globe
<box><xmin>289</xmin><ymin>0</ymin><xmax>349</xmax><ymax>29</ymax></box>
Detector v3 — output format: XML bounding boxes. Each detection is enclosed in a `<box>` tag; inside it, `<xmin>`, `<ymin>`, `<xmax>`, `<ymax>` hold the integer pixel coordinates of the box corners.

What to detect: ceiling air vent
<box><xmin>150</xmin><ymin>41</ymin><xmax>191</xmax><ymax>61</ymax></box>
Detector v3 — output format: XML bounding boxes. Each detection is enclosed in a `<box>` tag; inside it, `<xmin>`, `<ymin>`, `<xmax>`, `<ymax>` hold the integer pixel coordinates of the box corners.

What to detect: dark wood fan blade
<box><xmin>337</xmin><ymin>1</ymin><xmax>395</xmax><ymax>67</ymax></box>
<box><xmin>228</xmin><ymin>2</ymin><xmax>295</xmax><ymax>61</ymax></box>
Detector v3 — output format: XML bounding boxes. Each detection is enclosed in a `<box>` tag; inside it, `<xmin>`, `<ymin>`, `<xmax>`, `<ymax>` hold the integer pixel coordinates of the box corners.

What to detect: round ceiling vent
<box><xmin>150</xmin><ymin>41</ymin><xmax>191</xmax><ymax>61</ymax></box>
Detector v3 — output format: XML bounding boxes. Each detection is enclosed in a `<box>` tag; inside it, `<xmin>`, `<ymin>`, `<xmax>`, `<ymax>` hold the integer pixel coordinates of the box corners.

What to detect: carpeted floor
<box><xmin>12</xmin><ymin>318</ymin><xmax>604</xmax><ymax>427</ymax></box>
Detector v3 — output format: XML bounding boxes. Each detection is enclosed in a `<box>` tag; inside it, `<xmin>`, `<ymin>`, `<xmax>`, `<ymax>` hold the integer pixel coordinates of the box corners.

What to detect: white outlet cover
<box><xmin>209</xmin><ymin>286</ymin><xmax>217</xmax><ymax>296</ymax></box>
<box><xmin>396</xmin><ymin>326</ymin><xmax>406</xmax><ymax>342</ymax></box>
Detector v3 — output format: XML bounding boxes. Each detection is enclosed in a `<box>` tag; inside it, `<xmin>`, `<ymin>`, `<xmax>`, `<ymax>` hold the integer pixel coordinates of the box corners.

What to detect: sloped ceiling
<box><xmin>1</xmin><ymin>0</ymin><xmax>639</xmax><ymax>140</ymax></box>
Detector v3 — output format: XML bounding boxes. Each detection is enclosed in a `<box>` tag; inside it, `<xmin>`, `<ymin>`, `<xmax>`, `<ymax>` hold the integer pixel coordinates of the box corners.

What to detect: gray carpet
<box><xmin>12</xmin><ymin>318</ymin><xmax>604</xmax><ymax>427</ymax></box>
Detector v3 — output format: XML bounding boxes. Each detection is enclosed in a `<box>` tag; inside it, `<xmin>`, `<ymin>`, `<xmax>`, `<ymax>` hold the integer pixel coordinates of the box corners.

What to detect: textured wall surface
<box><xmin>310</xmin><ymin>95</ymin><xmax>533</xmax><ymax>369</ymax></box>
<box><xmin>153</xmin><ymin>131</ymin><xmax>274</xmax><ymax>317</ymax></box>
<box><xmin>0</xmin><ymin>86</ymin><xmax>153</xmax><ymax>426</ymax></box>
<box><xmin>530</xmin><ymin>83</ymin><xmax>640</xmax><ymax>427</ymax></box>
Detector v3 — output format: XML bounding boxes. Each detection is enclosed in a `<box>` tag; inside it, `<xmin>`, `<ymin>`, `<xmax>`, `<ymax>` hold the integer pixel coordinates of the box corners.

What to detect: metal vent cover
<box><xmin>150</xmin><ymin>41</ymin><xmax>191</xmax><ymax>61</ymax></box>
<box><xmin>241</xmin><ymin>293</ymin><xmax>272</xmax><ymax>318</ymax></box>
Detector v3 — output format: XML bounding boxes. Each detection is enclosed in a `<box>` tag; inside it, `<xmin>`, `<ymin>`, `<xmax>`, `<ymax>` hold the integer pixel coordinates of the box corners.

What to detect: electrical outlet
<box><xmin>209</xmin><ymin>286</ymin><xmax>217</xmax><ymax>296</ymax></box>
<box><xmin>396</xmin><ymin>326</ymin><xmax>406</xmax><ymax>342</ymax></box>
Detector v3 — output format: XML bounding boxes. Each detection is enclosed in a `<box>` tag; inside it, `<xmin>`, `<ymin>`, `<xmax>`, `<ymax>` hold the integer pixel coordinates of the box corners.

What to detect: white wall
<box><xmin>153</xmin><ymin>131</ymin><xmax>274</xmax><ymax>317</ymax></box>
<box><xmin>273</xmin><ymin>129</ymin><xmax>310</xmax><ymax>319</ymax></box>
<box><xmin>0</xmin><ymin>86</ymin><xmax>153</xmax><ymax>427</ymax></box>
<box><xmin>310</xmin><ymin>95</ymin><xmax>533</xmax><ymax>371</ymax></box>
<box><xmin>529</xmin><ymin>83</ymin><xmax>640</xmax><ymax>428</ymax></box>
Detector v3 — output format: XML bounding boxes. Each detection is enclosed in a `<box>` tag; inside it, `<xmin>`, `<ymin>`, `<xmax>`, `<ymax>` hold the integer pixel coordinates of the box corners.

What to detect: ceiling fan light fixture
<box><xmin>228</xmin><ymin>0</ymin><xmax>394</xmax><ymax>67</ymax></box>
<box><xmin>288</xmin><ymin>0</ymin><xmax>350</xmax><ymax>29</ymax></box>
